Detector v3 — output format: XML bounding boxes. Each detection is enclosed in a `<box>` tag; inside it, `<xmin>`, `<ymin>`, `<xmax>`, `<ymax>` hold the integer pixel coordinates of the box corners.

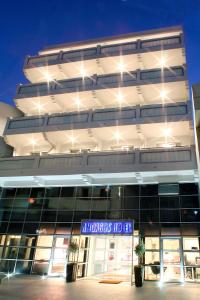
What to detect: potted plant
<box><xmin>134</xmin><ymin>240</ymin><xmax>145</xmax><ymax>287</ymax></box>
<box><xmin>66</xmin><ymin>240</ymin><xmax>79</xmax><ymax>282</ymax></box>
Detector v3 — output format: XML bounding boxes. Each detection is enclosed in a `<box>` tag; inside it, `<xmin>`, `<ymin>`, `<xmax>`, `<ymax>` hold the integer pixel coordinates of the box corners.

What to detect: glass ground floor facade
<box><xmin>0</xmin><ymin>183</ymin><xmax>200</xmax><ymax>282</ymax></box>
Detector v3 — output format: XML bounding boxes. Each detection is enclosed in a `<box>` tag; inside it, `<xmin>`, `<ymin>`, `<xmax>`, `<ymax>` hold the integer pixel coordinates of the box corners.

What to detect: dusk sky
<box><xmin>0</xmin><ymin>0</ymin><xmax>200</xmax><ymax>105</ymax></box>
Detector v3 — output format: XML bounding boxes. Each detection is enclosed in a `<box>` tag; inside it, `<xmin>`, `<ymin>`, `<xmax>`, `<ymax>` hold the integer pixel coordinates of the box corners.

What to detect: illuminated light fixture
<box><xmin>30</xmin><ymin>138</ymin><xmax>37</xmax><ymax>146</ymax></box>
<box><xmin>28</xmin><ymin>198</ymin><xmax>35</xmax><ymax>204</ymax></box>
<box><xmin>69</xmin><ymin>135</ymin><xmax>76</xmax><ymax>144</ymax></box>
<box><xmin>75</xmin><ymin>97</ymin><xmax>81</xmax><ymax>107</ymax></box>
<box><xmin>163</xmin><ymin>128</ymin><xmax>171</xmax><ymax>137</ymax></box>
<box><xmin>159</xmin><ymin>56</ymin><xmax>167</xmax><ymax>68</ymax></box>
<box><xmin>80</xmin><ymin>66</ymin><xmax>87</xmax><ymax>77</ymax></box>
<box><xmin>114</xmin><ymin>130</ymin><xmax>122</xmax><ymax>141</ymax></box>
<box><xmin>43</xmin><ymin>71</ymin><xmax>53</xmax><ymax>82</ymax></box>
<box><xmin>35</xmin><ymin>102</ymin><xmax>44</xmax><ymax>112</ymax></box>
<box><xmin>117</xmin><ymin>60</ymin><xmax>126</xmax><ymax>72</ymax></box>
<box><xmin>160</xmin><ymin>89</ymin><xmax>168</xmax><ymax>100</ymax></box>
<box><xmin>116</xmin><ymin>91</ymin><xmax>124</xmax><ymax>104</ymax></box>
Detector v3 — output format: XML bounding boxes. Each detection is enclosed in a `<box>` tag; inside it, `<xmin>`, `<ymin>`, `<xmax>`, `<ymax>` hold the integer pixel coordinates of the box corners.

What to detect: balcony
<box><xmin>15</xmin><ymin>66</ymin><xmax>188</xmax><ymax>115</ymax></box>
<box><xmin>0</xmin><ymin>146</ymin><xmax>197</xmax><ymax>187</ymax></box>
<box><xmin>24</xmin><ymin>35</ymin><xmax>184</xmax><ymax>83</ymax></box>
<box><xmin>5</xmin><ymin>102</ymin><xmax>190</xmax><ymax>136</ymax></box>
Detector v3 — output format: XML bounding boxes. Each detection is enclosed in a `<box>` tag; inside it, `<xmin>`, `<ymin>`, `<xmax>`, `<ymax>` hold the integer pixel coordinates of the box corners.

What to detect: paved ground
<box><xmin>0</xmin><ymin>276</ymin><xmax>199</xmax><ymax>300</ymax></box>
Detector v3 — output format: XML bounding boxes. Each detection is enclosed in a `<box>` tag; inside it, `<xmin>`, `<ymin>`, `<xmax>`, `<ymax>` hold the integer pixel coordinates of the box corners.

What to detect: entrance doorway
<box><xmin>161</xmin><ymin>237</ymin><xmax>184</xmax><ymax>282</ymax></box>
<box><xmin>87</xmin><ymin>235</ymin><xmax>138</xmax><ymax>282</ymax></box>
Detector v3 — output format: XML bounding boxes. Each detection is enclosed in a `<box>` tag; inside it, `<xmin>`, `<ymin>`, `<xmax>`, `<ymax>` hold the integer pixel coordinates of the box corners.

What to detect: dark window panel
<box><xmin>17</xmin><ymin>247</ymin><xmax>35</xmax><ymax>261</ymax></box>
<box><xmin>90</xmin><ymin>211</ymin><xmax>106</xmax><ymax>219</ymax></box>
<box><xmin>43</xmin><ymin>198</ymin><xmax>59</xmax><ymax>210</ymax></box>
<box><xmin>140</xmin><ymin>196</ymin><xmax>159</xmax><ymax>209</ymax></box>
<box><xmin>1</xmin><ymin>188</ymin><xmax>16</xmax><ymax>198</ymax></box>
<box><xmin>57</xmin><ymin>211</ymin><xmax>73</xmax><ymax>222</ymax></box>
<box><xmin>141</xmin><ymin>185</ymin><xmax>158</xmax><ymax>196</ymax></box>
<box><xmin>75</xmin><ymin>198</ymin><xmax>91</xmax><ymax>211</ymax></box>
<box><xmin>20</xmin><ymin>235</ymin><xmax>36</xmax><ymax>247</ymax></box>
<box><xmin>92</xmin><ymin>186</ymin><xmax>109</xmax><ymax>198</ymax></box>
<box><xmin>0</xmin><ymin>222</ymin><xmax>8</xmax><ymax>233</ymax></box>
<box><xmin>179</xmin><ymin>183</ymin><xmax>199</xmax><ymax>195</ymax></box>
<box><xmin>45</xmin><ymin>187</ymin><xmax>61</xmax><ymax>197</ymax></box>
<box><xmin>40</xmin><ymin>210</ymin><xmax>57</xmax><ymax>222</ymax></box>
<box><xmin>0</xmin><ymin>259</ymin><xmax>15</xmax><ymax>273</ymax></box>
<box><xmin>71</xmin><ymin>223</ymin><xmax>81</xmax><ymax>234</ymax></box>
<box><xmin>22</xmin><ymin>223</ymin><xmax>39</xmax><ymax>234</ymax></box>
<box><xmin>181</xmin><ymin>209</ymin><xmax>200</xmax><ymax>222</ymax></box>
<box><xmin>123</xmin><ymin>210</ymin><xmax>139</xmax><ymax>222</ymax></box>
<box><xmin>181</xmin><ymin>196</ymin><xmax>200</xmax><ymax>208</ymax></box>
<box><xmin>76</xmin><ymin>187</ymin><xmax>92</xmax><ymax>198</ymax></box>
<box><xmin>161</xmin><ymin>223</ymin><xmax>181</xmax><ymax>236</ymax></box>
<box><xmin>10</xmin><ymin>209</ymin><xmax>26</xmax><ymax>221</ymax></box>
<box><xmin>60</xmin><ymin>187</ymin><xmax>75</xmax><ymax>197</ymax></box>
<box><xmin>25</xmin><ymin>210</ymin><xmax>42</xmax><ymax>222</ymax></box>
<box><xmin>107</xmin><ymin>210</ymin><xmax>122</xmax><ymax>219</ymax></box>
<box><xmin>59</xmin><ymin>197</ymin><xmax>76</xmax><ymax>210</ymax></box>
<box><xmin>160</xmin><ymin>196</ymin><xmax>180</xmax><ymax>209</ymax></box>
<box><xmin>0</xmin><ymin>198</ymin><xmax>13</xmax><ymax>209</ymax></box>
<box><xmin>12</xmin><ymin>198</ymin><xmax>29</xmax><ymax>209</ymax></box>
<box><xmin>140</xmin><ymin>210</ymin><xmax>159</xmax><ymax>223</ymax></box>
<box><xmin>160</xmin><ymin>210</ymin><xmax>180</xmax><ymax>222</ymax></box>
<box><xmin>0</xmin><ymin>210</ymin><xmax>11</xmax><ymax>221</ymax></box>
<box><xmin>15</xmin><ymin>188</ymin><xmax>31</xmax><ymax>198</ymax></box>
<box><xmin>123</xmin><ymin>197</ymin><xmax>139</xmax><ymax>209</ymax></box>
<box><xmin>7</xmin><ymin>222</ymin><xmax>23</xmax><ymax>234</ymax></box>
<box><xmin>73</xmin><ymin>211</ymin><xmax>90</xmax><ymax>222</ymax></box>
<box><xmin>181</xmin><ymin>223</ymin><xmax>200</xmax><ymax>236</ymax></box>
<box><xmin>15</xmin><ymin>260</ymin><xmax>33</xmax><ymax>274</ymax></box>
<box><xmin>124</xmin><ymin>185</ymin><xmax>139</xmax><ymax>197</ymax></box>
<box><xmin>39</xmin><ymin>223</ymin><xmax>55</xmax><ymax>234</ymax></box>
<box><xmin>30</xmin><ymin>188</ymin><xmax>45</xmax><ymax>198</ymax></box>
<box><xmin>92</xmin><ymin>198</ymin><xmax>108</xmax><ymax>211</ymax></box>
<box><xmin>27</xmin><ymin>198</ymin><xmax>43</xmax><ymax>209</ymax></box>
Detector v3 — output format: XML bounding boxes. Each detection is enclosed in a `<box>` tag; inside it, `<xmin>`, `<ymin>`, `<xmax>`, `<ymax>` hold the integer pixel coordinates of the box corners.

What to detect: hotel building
<box><xmin>0</xmin><ymin>26</ymin><xmax>199</xmax><ymax>283</ymax></box>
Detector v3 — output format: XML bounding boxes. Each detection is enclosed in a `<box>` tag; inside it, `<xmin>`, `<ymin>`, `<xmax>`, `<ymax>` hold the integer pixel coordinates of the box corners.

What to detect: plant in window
<box><xmin>134</xmin><ymin>239</ymin><xmax>145</xmax><ymax>287</ymax></box>
<box><xmin>66</xmin><ymin>239</ymin><xmax>79</xmax><ymax>283</ymax></box>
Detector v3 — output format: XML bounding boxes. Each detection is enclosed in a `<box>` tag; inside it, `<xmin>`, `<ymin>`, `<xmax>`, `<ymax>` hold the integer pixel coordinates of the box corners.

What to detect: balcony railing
<box><xmin>0</xmin><ymin>146</ymin><xmax>196</xmax><ymax>177</ymax></box>
<box><xmin>24</xmin><ymin>35</ymin><xmax>182</xmax><ymax>68</ymax></box>
<box><xmin>4</xmin><ymin>102</ymin><xmax>190</xmax><ymax>134</ymax></box>
<box><xmin>16</xmin><ymin>66</ymin><xmax>186</xmax><ymax>99</ymax></box>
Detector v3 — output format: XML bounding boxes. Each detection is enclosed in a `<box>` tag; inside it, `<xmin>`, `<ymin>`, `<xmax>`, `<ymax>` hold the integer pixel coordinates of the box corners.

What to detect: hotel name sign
<box><xmin>81</xmin><ymin>220</ymin><xmax>134</xmax><ymax>235</ymax></box>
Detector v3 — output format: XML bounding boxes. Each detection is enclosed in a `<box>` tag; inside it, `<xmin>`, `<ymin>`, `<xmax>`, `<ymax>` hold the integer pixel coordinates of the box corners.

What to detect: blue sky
<box><xmin>0</xmin><ymin>0</ymin><xmax>200</xmax><ymax>105</ymax></box>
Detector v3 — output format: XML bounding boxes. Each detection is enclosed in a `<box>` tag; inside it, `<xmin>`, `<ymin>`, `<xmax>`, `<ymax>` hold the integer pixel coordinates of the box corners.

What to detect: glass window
<box><xmin>123</xmin><ymin>197</ymin><xmax>139</xmax><ymax>209</ymax></box>
<box><xmin>184</xmin><ymin>252</ymin><xmax>200</xmax><ymax>266</ymax></box>
<box><xmin>141</xmin><ymin>185</ymin><xmax>158</xmax><ymax>196</ymax></box>
<box><xmin>40</xmin><ymin>210</ymin><xmax>57</xmax><ymax>222</ymax></box>
<box><xmin>0</xmin><ymin>198</ymin><xmax>13</xmax><ymax>209</ymax></box>
<box><xmin>7</xmin><ymin>222</ymin><xmax>23</xmax><ymax>234</ymax></box>
<box><xmin>179</xmin><ymin>183</ymin><xmax>198</xmax><ymax>195</ymax></box>
<box><xmin>20</xmin><ymin>235</ymin><xmax>36</xmax><ymax>247</ymax></box>
<box><xmin>160</xmin><ymin>196</ymin><xmax>180</xmax><ymax>209</ymax></box>
<box><xmin>45</xmin><ymin>187</ymin><xmax>61</xmax><ymax>197</ymax></box>
<box><xmin>0</xmin><ymin>210</ymin><xmax>11</xmax><ymax>221</ymax></box>
<box><xmin>181</xmin><ymin>209</ymin><xmax>200</xmax><ymax>222</ymax></box>
<box><xmin>140</xmin><ymin>196</ymin><xmax>159</xmax><ymax>209</ymax></box>
<box><xmin>92</xmin><ymin>198</ymin><xmax>108</xmax><ymax>211</ymax></box>
<box><xmin>55</xmin><ymin>223</ymin><xmax>71</xmax><ymax>235</ymax></box>
<box><xmin>15</xmin><ymin>188</ymin><xmax>30</xmax><ymax>199</ymax></box>
<box><xmin>160</xmin><ymin>210</ymin><xmax>180</xmax><ymax>222</ymax></box>
<box><xmin>35</xmin><ymin>248</ymin><xmax>51</xmax><ymax>260</ymax></box>
<box><xmin>30</xmin><ymin>188</ymin><xmax>45</xmax><ymax>198</ymax></box>
<box><xmin>43</xmin><ymin>198</ymin><xmax>58</xmax><ymax>210</ymax></box>
<box><xmin>181</xmin><ymin>196</ymin><xmax>200</xmax><ymax>208</ymax></box>
<box><xmin>60</xmin><ymin>187</ymin><xmax>75</xmax><ymax>197</ymax></box>
<box><xmin>57</xmin><ymin>211</ymin><xmax>73</xmax><ymax>222</ymax></box>
<box><xmin>145</xmin><ymin>237</ymin><xmax>159</xmax><ymax>250</ymax></box>
<box><xmin>59</xmin><ymin>197</ymin><xmax>75</xmax><ymax>210</ymax></box>
<box><xmin>123</xmin><ymin>210</ymin><xmax>139</xmax><ymax>222</ymax></box>
<box><xmin>76</xmin><ymin>187</ymin><xmax>92</xmax><ymax>198</ymax></box>
<box><xmin>26</xmin><ymin>209</ymin><xmax>41</xmax><ymax>222</ymax></box>
<box><xmin>90</xmin><ymin>211</ymin><xmax>106</xmax><ymax>219</ymax></box>
<box><xmin>140</xmin><ymin>210</ymin><xmax>159</xmax><ymax>223</ymax></box>
<box><xmin>73</xmin><ymin>211</ymin><xmax>90</xmax><ymax>222</ymax></box>
<box><xmin>145</xmin><ymin>251</ymin><xmax>160</xmax><ymax>264</ymax></box>
<box><xmin>183</xmin><ymin>238</ymin><xmax>199</xmax><ymax>251</ymax></box>
<box><xmin>37</xmin><ymin>235</ymin><xmax>53</xmax><ymax>247</ymax></box>
<box><xmin>163</xmin><ymin>239</ymin><xmax>180</xmax><ymax>250</ymax></box>
<box><xmin>124</xmin><ymin>185</ymin><xmax>139</xmax><ymax>197</ymax></box>
<box><xmin>76</xmin><ymin>198</ymin><xmax>91</xmax><ymax>211</ymax></box>
<box><xmin>5</xmin><ymin>235</ymin><xmax>21</xmax><ymax>246</ymax></box>
<box><xmin>10</xmin><ymin>209</ymin><xmax>26</xmax><ymax>221</ymax></box>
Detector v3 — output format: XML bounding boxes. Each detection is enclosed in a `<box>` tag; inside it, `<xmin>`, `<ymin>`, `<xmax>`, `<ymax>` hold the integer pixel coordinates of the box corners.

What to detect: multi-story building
<box><xmin>0</xmin><ymin>26</ymin><xmax>199</xmax><ymax>283</ymax></box>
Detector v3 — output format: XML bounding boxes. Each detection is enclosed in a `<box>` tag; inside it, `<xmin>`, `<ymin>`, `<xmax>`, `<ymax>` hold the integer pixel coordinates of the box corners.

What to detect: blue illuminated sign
<box><xmin>81</xmin><ymin>220</ymin><xmax>134</xmax><ymax>235</ymax></box>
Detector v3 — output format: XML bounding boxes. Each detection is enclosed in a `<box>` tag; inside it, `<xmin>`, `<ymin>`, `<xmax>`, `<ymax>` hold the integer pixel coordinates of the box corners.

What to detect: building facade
<box><xmin>0</xmin><ymin>26</ymin><xmax>199</xmax><ymax>283</ymax></box>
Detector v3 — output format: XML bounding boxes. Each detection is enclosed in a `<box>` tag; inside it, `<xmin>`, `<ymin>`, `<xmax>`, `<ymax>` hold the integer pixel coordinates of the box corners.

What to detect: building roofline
<box><xmin>42</xmin><ymin>25</ymin><xmax>183</xmax><ymax>52</ymax></box>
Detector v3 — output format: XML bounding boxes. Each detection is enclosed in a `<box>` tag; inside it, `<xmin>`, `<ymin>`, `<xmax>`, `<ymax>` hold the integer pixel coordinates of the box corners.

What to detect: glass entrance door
<box><xmin>49</xmin><ymin>236</ymin><xmax>70</xmax><ymax>276</ymax></box>
<box><xmin>161</xmin><ymin>238</ymin><xmax>183</xmax><ymax>282</ymax></box>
